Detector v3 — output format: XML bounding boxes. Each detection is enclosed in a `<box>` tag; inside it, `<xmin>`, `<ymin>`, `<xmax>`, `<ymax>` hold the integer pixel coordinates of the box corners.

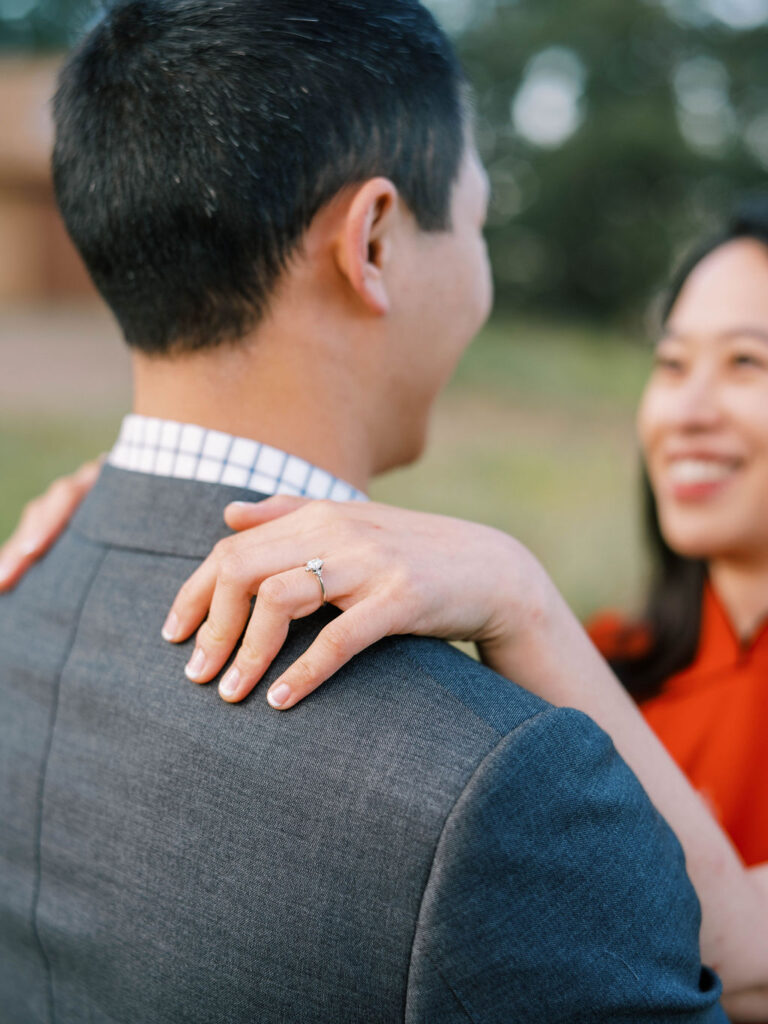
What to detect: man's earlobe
<box><xmin>336</xmin><ymin>178</ymin><xmax>398</xmax><ymax>316</ymax></box>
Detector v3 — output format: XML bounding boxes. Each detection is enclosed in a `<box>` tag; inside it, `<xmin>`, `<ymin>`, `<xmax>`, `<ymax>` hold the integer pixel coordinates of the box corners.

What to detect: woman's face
<box><xmin>638</xmin><ymin>238</ymin><xmax>768</xmax><ymax>563</ymax></box>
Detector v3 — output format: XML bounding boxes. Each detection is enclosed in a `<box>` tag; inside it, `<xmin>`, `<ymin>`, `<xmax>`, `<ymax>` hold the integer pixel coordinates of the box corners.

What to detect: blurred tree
<box><xmin>0</xmin><ymin>0</ymin><xmax>96</xmax><ymax>52</ymax></box>
<box><xmin>449</xmin><ymin>0</ymin><xmax>768</xmax><ymax>321</ymax></box>
<box><xmin>1</xmin><ymin>0</ymin><xmax>766</xmax><ymax>320</ymax></box>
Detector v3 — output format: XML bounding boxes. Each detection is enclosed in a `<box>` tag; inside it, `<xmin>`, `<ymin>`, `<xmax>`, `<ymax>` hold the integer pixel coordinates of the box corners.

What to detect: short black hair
<box><xmin>53</xmin><ymin>0</ymin><xmax>467</xmax><ymax>354</ymax></box>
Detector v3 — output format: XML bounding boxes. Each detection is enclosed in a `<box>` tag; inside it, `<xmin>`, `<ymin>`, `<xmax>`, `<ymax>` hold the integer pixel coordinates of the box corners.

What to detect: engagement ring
<box><xmin>305</xmin><ymin>558</ymin><xmax>327</xmax><ymax>605</ymax></box>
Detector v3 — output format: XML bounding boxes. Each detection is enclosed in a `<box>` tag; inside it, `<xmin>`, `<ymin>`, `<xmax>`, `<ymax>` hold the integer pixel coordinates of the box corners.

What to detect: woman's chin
<box><xmin>660</xmin><ymin>524</ymin><xmax>720</xmax><ymax>562</ymax></box>
<box><xmin>663</xmin><ymin>528</ymin><xmax>750</xmax><ymax>564</ymax></box>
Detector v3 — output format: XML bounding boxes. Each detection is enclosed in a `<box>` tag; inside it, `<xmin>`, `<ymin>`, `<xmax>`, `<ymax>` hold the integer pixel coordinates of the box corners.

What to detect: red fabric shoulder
<box><xmin>587</xmin><ymin>611</ymin><xmax>650</xmax><ymax>660</ymax></box>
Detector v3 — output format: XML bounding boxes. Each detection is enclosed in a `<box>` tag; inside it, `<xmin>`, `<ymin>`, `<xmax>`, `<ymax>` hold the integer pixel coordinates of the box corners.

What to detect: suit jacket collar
<box><xmin>71</xmin><ymin>464</ymin><xmax>267</xmax><ymax>560</ymax></box>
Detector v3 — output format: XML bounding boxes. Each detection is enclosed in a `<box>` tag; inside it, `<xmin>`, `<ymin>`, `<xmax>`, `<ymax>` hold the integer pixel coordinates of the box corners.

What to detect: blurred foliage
<box><xmin>2</xmin><ymin>0</ymin><xmax>767</xmax><ymax>320</ymax></box>
<box><xmin>0</xmin><ymin>0</ymin><xmax>96</xmax><ymax>50</ymax></box>
<box><xmin>441</xmin><ymin>0</ymin><xmax>768</xmax><ymax>322</ymax></box>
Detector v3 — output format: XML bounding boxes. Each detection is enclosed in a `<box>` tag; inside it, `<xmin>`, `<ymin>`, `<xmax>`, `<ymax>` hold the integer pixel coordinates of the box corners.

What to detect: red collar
<box><xmin>690</xmin><ymin>580</ymin><xmax>768</xmax><ymax>676</ymax></box>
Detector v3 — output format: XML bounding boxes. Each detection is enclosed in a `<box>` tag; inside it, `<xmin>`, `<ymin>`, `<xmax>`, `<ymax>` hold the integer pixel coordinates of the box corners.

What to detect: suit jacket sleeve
<box><xmin>405</xmin><ymin>706</ymin><xmax>727</xmax><ymax>1023</ymax></box>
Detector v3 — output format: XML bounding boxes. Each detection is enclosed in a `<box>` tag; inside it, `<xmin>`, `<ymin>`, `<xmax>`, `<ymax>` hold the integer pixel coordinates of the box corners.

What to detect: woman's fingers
<box><xmin>72</xmin><ymin>456</ymin><xmax>105</xmax><ymax>489</ymax></box>
<box><xmin>164</xmin><ymin>531</ymin><xmax>312</xmax><ymax>647</ymax></box>
<box><xmin>162</xmin><ymin>498</ymin><xmax>519</xmax><ymax>709</ymax></box>
<box><xmin>224</xmin><ymin>495</ymin><xmax>311</xmax><ymax>532</ymax></box>
<box><xmin>0</xmin><ymin>505</ymin><xmax>41</xmax><ymax>590</ymax></box>
<box><xmin>162</xmin><ymin>559</ymin><xmax>219</xmax><ymax>643</ymax></box>
<box><xmin>166</xmin><ymin>532</ymin><xmax>325</xmax><ymax>663</ymax></box>
<box><xmin>216</xmin><ymin>567</ymin><xmax>328</xmax><ymax>702</ymax></box>
<box><xmin>183</xmin><ymin>564</ymin><xmax>260</xmax><ymax>684</ymax></box>
<box><xmin>265</xmin><ymin>598</ymin><xmax>393</xmax><ymax>710</ymax></box>
<box><xmin>167</xmin><ymin>500</ymin><xmax>326</xmax><ymax>642</ymax></box>
<box><xmin>0</xmin><ymin>457</ymin><xmax>103</xmax><ymax>591</ymax></box>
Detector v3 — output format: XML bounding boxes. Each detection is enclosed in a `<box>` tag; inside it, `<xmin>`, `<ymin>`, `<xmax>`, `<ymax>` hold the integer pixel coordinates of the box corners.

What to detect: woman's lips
<box><xmin>664</xmin><ymin>457</ymin><xmax>741</xmax><ymax>501</ymax></box>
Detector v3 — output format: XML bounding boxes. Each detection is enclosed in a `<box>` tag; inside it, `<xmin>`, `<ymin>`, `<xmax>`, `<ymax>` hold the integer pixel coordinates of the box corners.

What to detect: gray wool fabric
<box><xmin>0</xmin><ymin>466</ymin><xmax>726</xmax><ymax>1023</ymax></box>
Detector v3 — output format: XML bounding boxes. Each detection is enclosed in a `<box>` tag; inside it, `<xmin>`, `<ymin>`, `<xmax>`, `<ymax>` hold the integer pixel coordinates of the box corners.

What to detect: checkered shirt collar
<box><xmin>108</xmin><ymin>415</ymin><xmax>368</xmax><ymax>502</ymax></box>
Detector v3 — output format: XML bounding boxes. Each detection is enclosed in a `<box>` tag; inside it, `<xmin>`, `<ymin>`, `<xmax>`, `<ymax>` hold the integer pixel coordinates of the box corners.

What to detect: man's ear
<box><xmin>335</xmin><ymin>178</ymin><xmax>399</xmax><ymax>315</ymax></box>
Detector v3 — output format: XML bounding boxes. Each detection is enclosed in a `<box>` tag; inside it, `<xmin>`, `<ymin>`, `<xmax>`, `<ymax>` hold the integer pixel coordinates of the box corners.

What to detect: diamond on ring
<box><xmin>305</xmin><ymin>558</ymin><xmax>327</xmax><ymax>604</ymax></box>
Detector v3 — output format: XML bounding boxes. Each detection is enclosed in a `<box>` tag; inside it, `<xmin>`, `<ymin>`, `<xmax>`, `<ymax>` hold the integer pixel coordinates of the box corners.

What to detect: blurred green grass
<box><xmin>1</xmin><ymin>415</ymin><xmax>119</xmax><ymax>532</ymax></box>
<box><xmin>448</xmin><ymin>317</ymin><xmax>653</xmax><ymax>408</ymax></box>
<box><xmin>372</xmin><ymin>316</ymin><xmax>655</xmax><ymax>618</ymax></box>
<box><xmin>1</xmin><ymin>315</ymin><xmax>654</xmax><ymax>619</ymax></box>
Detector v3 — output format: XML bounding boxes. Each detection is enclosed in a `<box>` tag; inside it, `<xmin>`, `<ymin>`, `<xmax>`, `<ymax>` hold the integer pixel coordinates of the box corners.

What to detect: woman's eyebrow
<box><xmin>658</xmin><ymin>327</ymin><xmax>768</xmax><ymax>344</ymax></box>
<box><xmin>715</xmin><ymin>327</ymin><xmax>768</xmax><ymax>345</ymax></box>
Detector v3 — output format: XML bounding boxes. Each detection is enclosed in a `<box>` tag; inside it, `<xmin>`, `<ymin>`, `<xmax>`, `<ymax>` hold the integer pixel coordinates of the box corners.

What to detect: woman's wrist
<box><xmin>476</xmin><ymin>534</ymin><xmax>560</xmax><ymax>665</ymax></box>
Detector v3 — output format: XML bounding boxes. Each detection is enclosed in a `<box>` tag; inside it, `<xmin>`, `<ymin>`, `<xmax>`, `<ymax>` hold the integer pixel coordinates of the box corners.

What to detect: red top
<box><xmin>589</xmin><ymin>583</ymin><xmax>768</xmax><ymax>867</ymax></box>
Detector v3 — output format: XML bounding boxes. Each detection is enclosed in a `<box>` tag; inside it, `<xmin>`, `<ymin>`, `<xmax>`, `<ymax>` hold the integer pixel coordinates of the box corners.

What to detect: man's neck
<box><xmin>131</xmin><ymin>342</ymin><xmax>373</xmax><ymax>493</ymax></box>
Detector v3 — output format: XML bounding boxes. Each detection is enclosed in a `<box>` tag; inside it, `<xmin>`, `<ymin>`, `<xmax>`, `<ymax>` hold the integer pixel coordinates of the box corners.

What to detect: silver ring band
<box><xmin>305</xmin><ymin>558</ymin><xmax>327</xmax><ymax>605</ymax></box>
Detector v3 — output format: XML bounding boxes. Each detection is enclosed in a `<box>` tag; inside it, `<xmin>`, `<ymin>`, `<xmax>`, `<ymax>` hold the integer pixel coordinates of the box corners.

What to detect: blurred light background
<box><xmin>2</xmin><ymin>0</ymin><xmax>766</xmax><ymax>618</ymax></box>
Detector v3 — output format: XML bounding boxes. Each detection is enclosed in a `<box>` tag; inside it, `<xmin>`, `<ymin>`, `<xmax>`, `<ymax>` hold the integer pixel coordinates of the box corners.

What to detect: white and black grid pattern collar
<box><xmin>108</xmin><ymin>415</ymin><xmax>368</xmax><ymax>502</ymax></box>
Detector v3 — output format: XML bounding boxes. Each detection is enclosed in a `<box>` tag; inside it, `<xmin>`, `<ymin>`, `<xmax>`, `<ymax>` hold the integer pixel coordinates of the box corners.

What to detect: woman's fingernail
<box><xmin>267</xmin><ymin>683</ymin><xmax>292</xmax><ymax>709</ymax></box>
<box><xmin>0</xmin><ymin>561</ymin><xmax>14</xmax><ymax>585</ymax></box>
<box><xmin>20</xmin><ymin>539</ymin><xmax>41</xmax><ymax>557</ymax></box>
<box><xmin>185</xmin><ymin>647</ymin><xmax>207</xmax><ymax>680</ymax></box>
<box><xmin>219</xmin><ymin>667</ymin><xmax>241</xmax><ymax>698</ymax></box>
<box><xmin>161</xmin><ymin>611</ymin><xmax>180</xmax><ymax>642</ymax></box>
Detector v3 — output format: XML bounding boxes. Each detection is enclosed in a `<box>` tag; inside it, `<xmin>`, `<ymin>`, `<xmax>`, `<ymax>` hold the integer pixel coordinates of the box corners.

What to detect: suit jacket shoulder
<box><xmin>0</xmin><ymin>468</ymin><xmax>726</xmax><ymax>1023</ymax></box>
<box><xmin>406</xmin><ymin>704</ymin><xmax>725</xmax><ymax>1022</ymax></box>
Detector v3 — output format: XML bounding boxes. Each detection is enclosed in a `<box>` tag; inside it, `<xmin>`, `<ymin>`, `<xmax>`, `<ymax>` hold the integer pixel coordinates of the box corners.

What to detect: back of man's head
<box><xmin>53</xmin><ymin>0</ymin><xmax>466</xmax><ymax>355</ymax></box>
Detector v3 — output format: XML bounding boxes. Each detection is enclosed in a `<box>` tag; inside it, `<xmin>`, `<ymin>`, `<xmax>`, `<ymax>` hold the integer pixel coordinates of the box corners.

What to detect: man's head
<box><xmin>53</xmin><ymin>0</ymin><xmax>491</xmax><ymax>478</ymax></box>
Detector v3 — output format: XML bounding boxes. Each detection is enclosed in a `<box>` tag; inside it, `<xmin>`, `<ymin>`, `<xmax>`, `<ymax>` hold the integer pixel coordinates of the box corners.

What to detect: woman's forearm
<box><xmin>480</xmin><ymin>582</ymin><xmax>768</xmax><ymax>1005</ymax></box>
<box><xmin>722</xmin><ymin>986</ymin><xmax>768</xmax><ymax>1023</ymax></box>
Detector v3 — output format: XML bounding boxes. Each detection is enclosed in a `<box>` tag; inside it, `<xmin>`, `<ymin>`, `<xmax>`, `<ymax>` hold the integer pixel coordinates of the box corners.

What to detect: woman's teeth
<box><xmin>668</xmin><ymin>459</ymin><xmax>737</xmax><ymax>484</ymax></box>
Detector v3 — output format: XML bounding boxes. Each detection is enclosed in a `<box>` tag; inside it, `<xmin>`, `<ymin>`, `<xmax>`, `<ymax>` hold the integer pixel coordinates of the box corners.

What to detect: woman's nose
<box><xmin>670</xmin><ymin>366</ymin><xmax>724</xmax><ymax>432</ymax></box>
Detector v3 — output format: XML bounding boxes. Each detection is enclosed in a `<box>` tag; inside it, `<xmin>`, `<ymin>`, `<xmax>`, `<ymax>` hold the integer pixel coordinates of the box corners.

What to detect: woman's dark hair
<box><xmin>609</xmin><ymin>196</ymin><xmax>768</xmax><ymax>702</ymax></box>
<box><xmin>52</xmin><ymin>0</ymin><xmax>467</xmax><ymax>354</ymax></box>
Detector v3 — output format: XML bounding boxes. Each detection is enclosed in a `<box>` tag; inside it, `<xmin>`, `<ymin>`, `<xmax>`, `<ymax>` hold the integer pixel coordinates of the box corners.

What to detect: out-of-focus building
<box><xmin>0</xmin><ymin>58</ymin><xmax>95</xmax><ymax>302</ymax></box>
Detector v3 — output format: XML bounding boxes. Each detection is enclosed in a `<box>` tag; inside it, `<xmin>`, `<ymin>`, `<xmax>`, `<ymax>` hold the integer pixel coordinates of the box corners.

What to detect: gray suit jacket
<box><xmin>0</xmin><ymin>467</ymin><xmax>726</xmax><ymax>1023</ymax></box>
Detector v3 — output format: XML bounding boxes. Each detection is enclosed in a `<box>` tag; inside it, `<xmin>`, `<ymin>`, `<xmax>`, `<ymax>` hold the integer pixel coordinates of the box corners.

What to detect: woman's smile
<box><xmin>663</xmin><ymin>453</ymin><xmax>744</xmax><ymax>501</ymax></box>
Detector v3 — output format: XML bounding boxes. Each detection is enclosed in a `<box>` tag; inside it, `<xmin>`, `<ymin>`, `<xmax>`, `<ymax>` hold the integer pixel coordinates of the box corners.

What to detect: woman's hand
<box><xmin>162</xmin><ymin>496</ymin><xmax>554</xmax><ymax>709</ymax></box>
<box><xmin>0</xmin><ymin>457</ymin><xmax>103</xmax><ymax>591</ymax></box>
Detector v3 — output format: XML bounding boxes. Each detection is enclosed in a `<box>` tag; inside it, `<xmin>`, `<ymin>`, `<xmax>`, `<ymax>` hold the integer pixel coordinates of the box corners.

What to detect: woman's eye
<box><xmin>654</xmin><ymin>354</ymin><xmax>684</xmax><ymax>373</ymax></box>
<box><xmin>731</xmin><ymin>352</ymin><xmax>766</xmax><ymax>370</ymax></box>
